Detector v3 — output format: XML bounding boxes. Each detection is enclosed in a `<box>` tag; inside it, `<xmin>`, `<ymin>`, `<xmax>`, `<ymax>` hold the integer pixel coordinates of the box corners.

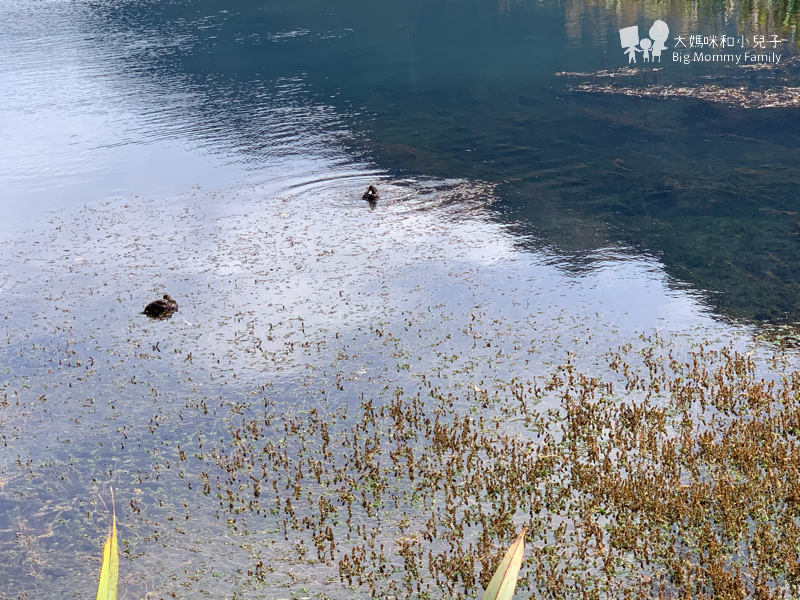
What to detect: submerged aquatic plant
<box><xmin>2</xmin><ymin>192</ymin><xmax>800</xmax><ymax>599</ymax></box>
<box><xmin>176</xmin><ymin>337</ymin><xmax>800</xmax><ymax>600</ymax></box>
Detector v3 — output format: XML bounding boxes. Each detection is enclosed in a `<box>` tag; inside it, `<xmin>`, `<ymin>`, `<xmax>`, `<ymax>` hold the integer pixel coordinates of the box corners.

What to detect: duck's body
<box><xmin>362</xmin><ymin>185</ymin><xmax>379</xmax><ymax>202</ymax></box>
<box><xmin>143</xmin><ymin>294</ymin><xmax>178</xmax><ymax>318</ymax></box>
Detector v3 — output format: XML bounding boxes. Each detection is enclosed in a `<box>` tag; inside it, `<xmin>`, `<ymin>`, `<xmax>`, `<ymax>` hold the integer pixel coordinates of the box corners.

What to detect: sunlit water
<box><xmin>0</xmin><ymin>0</ymin><xmax>798</xmax><ymax>598</ymax></box>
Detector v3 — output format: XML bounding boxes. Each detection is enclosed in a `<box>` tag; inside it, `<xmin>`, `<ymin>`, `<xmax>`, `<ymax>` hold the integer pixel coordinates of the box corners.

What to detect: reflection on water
<box><xmin>1</xmin><ymin>0</ymin><xmax>800</xmax><ymax>596</ymax></box>
<box><xmin>563</xmin><ymin>0</ymin><xmax>800</xmax><ymax>47</ymax></box>
<box><xmin>2</xmin><ymin>0</ymin><xmax>797</xmax><ymax>320</ymax></box>
<box><xmin>0</xmin><ymin>180</ymin><xmax>749</xmax><ymax>599</ymax></box>
<box><xmin>75</xmin><ymin>0</ymin><xmax>797</xmax><ymax>322</ymax></box>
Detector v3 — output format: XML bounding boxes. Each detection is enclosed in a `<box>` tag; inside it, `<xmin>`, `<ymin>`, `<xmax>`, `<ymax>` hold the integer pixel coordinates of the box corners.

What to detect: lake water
<box><xmin>0</xmin><ymin>0</ymin><xmax>798</xmax><ymax>598</ymax></box>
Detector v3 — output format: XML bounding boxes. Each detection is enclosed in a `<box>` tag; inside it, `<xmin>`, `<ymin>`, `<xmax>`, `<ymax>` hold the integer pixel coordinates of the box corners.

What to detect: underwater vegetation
<box><xmin>26</xmin><ymin>328</ymin><xmax>800</xmax><ymax>599</ymax></box>
<box><xmin>168</xmin><ymin>340</ymin><xmax>800</xmax><ymax>600</ymax></box>
<box><xmin>1</xmin><ymin>176</ymin><xmax>799</xmax><ymax>600</ymax></box>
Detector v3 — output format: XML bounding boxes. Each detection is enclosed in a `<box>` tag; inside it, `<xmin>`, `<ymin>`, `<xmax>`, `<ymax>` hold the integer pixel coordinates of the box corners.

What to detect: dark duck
<box><xmin>143</xmin><ymin>294</ymin><xmax>178</xmax><ymax>318</ymax></box>
<box><xmin>362</xmin><ymin>185</ymin><xmax>379</xmax><ymax>202</ymax></box>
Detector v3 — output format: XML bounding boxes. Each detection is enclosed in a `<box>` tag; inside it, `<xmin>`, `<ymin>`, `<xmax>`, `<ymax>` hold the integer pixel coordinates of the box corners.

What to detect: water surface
<box><xmin>1</xmin><ymin>0</ymin><xmax>799</xmax><ymax>597</ymax></box>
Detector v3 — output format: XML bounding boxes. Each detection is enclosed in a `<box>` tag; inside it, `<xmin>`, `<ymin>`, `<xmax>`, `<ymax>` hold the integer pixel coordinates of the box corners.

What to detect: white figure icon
<box><xmin>639</xmin><ymin>37</ymin><xmax>652</xmax><ymax>61</ymax></box>
<box><xmin>649</xmin><ymin>20</ymin><xmax>669</xmax><ymax>62</ymax></box>
<box><xmin>619</xmin><ymin>26</ymin><xmax>641</xmax><ymax>64</ymax></box>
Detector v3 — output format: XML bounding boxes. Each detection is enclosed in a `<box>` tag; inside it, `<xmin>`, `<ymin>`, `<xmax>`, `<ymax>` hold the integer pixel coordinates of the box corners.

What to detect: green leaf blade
<box><xmin>481</xmin><ymin>528</ymin><xmax>526</xmax><ymax>600</ymax></box>
<box><xmin>95</xmin><ymin>515</ymin><xmax>118</xmax><ymax>600</ymax></box>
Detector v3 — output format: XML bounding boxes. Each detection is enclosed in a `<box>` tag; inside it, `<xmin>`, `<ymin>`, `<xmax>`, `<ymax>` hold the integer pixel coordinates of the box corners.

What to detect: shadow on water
<box><xmin>81</xmin><ymin>0</ymin><xmax>800</xmax><ymax>323</ymax></box>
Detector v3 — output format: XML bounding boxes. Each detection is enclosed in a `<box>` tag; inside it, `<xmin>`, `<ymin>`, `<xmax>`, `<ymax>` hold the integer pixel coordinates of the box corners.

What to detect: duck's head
<box><xmin>362</xmin><ymin>185</ymin><xmax>379</xmax><ymax>201</ymax></box>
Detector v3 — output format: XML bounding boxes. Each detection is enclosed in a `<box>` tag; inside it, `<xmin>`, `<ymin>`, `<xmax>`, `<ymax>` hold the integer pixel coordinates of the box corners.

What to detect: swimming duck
<box><xmin>143</xmin><ymin>293</ymin><xmax>178</xmax><ymax>318</ymax></box>
<box><xmin>362</xmin><ymin>185</ymin><xmax>379</xmax><ymax>202</ymax></box>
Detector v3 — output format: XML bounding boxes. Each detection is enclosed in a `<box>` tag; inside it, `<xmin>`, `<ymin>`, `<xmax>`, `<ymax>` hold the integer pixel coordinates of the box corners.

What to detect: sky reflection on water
<box><xmin>0</xmin><ymin>175</ymin><xmax>743</xmax><ymax>598</ymax></box>
<box><xmin>0</xmin><ymin>0</ymin><xmax>799</xmax><ymax>597</ymax></box>
<box><xmin>1</xmin><ymin>0</ymin><xmax>797</xmax><ymax>320</ymax></box>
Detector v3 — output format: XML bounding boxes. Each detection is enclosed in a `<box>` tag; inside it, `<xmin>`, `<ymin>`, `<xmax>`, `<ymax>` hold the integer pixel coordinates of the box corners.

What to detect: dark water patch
<box><xmin>351</xmin><ymin>82</ymin><xmax>799</xmax><ymax>323</ymax></box>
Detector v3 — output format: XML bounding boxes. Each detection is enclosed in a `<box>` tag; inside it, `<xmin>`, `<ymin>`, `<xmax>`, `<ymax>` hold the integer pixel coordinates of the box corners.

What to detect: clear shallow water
<box><xmin>0</xmin><ymin>181</ymin><xmax>750</xmax><ymax>599</ymax></box>
<box><xmin>0</xmin><ymin>0</ymin><xmax>799</xmax><ymax>597</ymax></box>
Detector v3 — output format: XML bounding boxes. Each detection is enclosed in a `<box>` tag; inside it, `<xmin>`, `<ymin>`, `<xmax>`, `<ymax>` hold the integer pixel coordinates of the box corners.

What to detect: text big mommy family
<box><xmin>673</xmin><ymin>51</ymin><xmax>783</xmax><ymax>64</ymax></box>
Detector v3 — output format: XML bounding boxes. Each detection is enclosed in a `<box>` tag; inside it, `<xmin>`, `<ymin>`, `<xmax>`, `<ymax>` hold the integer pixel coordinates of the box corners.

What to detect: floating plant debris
<box><xmin>739</xmin><ymin>63</ymin><xmax>784</xmax><ymax>71</ymax></box>
<box><xmin>555</xmin><ymin>68</ymin><xmax>651</xmax><ymax>78</ymax></box>
<box><xmin>568</xmin><ymin>83</ymin><xmax>800</xmax><ymax>108</ymax></box>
